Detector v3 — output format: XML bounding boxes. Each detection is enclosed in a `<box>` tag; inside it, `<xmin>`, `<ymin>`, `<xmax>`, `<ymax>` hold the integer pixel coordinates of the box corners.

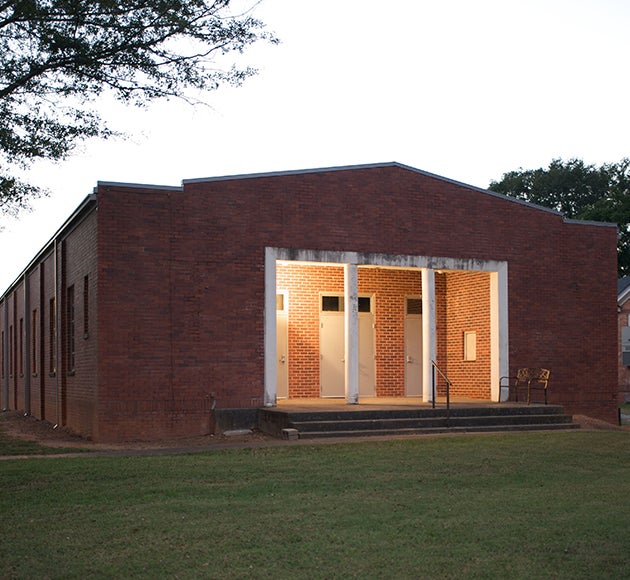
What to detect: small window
<box><xmin>358</xmin><ymin>297</ymin><xmax>371</xmax><ymax>313</ymax></box>
<box><xmin>406</xmin><ymin>297</ymin><xmax>422</xmax><ymax>316</ymax></box>
<box><xmin>276</xmin><ymin>293</ymin><xmax>285</xmax><ymax>312</ymax></box>
<box><xmin>464</xmin><ymin>331</ymin><xmax>477</xmax><ymax>361</ymax></box>
<box><xmin>322</xmin><ymin>295</ymin><xmax>344</xmax><ymax>312</ymax></box>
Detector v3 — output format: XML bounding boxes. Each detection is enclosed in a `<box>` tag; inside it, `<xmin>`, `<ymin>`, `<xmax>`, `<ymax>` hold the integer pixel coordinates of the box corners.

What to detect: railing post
<box><xmin>431</xmin><ymin>364</ymin><xmax>436</xmax><ymax>409</ymax></box>
<box><xmin>446</xmin><ymin>379</ymin><xmax>450</xmax><ymax>423</ymax></box>
<box><xmin>431</xmin><ymin>360</ymin><xmax>452</xmax><ymax>423</ymax></box>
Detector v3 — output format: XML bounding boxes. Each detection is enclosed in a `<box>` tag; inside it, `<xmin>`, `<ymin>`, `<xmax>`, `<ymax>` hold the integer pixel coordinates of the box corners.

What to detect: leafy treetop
<box><xmin>0</xmin><ymin>0</ymin><xmax>277</xmax><ymax>217</ymax></box>
<box><xmin>489</xmin><ymin>158</ymin><xmax>630</xmax><ymax>276</ymax></box>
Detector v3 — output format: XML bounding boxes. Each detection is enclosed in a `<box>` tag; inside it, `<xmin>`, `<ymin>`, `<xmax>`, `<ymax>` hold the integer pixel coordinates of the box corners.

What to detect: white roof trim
<box><xmin>619</xmin><ymin>285</ymin><xmax>630</xmax><ymax>305</ymax></box>
<box><xmin>96</xmin><ymin>181</ymin><xmax>182</xmax><ymax>192</ymax></box>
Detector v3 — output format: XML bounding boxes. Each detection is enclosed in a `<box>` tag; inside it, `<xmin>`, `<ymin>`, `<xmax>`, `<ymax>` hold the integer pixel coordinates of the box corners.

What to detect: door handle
<box><xmin>279</xmin><ymin>355</ymin><xmax>286</xmax><ymax>363</ymax></box>
<box><xmin>406</xmin><ymin>355</ymin><xmax>412</xmax><ymax>363</ymax></box>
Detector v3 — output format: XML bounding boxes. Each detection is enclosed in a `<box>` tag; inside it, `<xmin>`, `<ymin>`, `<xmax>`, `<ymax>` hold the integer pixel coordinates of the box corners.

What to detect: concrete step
<box><xmin>279</xmin><ymin>405</ymin><xmax>567</xmax><ymax>423</ymax></box>
<box><xmin>258</xmin><ymin>404</ymin><xmax>579</xmax><ymax>439</ymax></box>
<box><xmin>296</xmin><ymin>421</ymin><xmax>581</xmax><ymax>439</ymax></box>
<box><xmin>290</xmin><ymin>413</ymin><xmax>575</xmax><ymax>433</ymax></box>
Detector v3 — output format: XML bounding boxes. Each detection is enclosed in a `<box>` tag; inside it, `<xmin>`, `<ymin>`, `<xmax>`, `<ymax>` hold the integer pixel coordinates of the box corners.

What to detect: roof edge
<box><xmin>96</xmin><ymin>180</ymin><xmax>182</xmax><ymax>192</ymax></box>
<box><xmin>1</xmin><ymin>194</ymin><xmax>97</xmax><ymax>300</ymax></box>
<box><xmin>182</xmin><ymin>161</ymin><xmax>569</xmax><ymax>219</ymax></box>
<box><xmin>563</xmin><ymin>217</ymin><xmax>617</xmax><ymax>228</ymax></box>
<box><xmin>619</xmin><ymin>284</ymin><xmax>630</xmax><ymax>305</ymax></box>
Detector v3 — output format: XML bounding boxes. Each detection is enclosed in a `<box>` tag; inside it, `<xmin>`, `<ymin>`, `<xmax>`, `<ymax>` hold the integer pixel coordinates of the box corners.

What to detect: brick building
<box><xmin>617</xmin><ymin>277</ymin><xmax>630</xmax><ymax>404</ymax></box>
<box><xmin>0</xmin><ymin>163</ymin><xmax>619</xmax><ymax>441</ymax></box>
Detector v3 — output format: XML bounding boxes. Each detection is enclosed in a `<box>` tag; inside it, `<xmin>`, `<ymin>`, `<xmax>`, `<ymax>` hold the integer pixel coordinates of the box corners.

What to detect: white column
<box><xmin>344</xmin><ymin>263</ymin><xmax>359</xmax><ymax>404</ymax></box>
<box><xmin>422</xmin><ymin>268</ymin><xmax>437</xmax><ymax>402</ymax></box>
<box><xmin>490</xmin><ymin>265</ymin><xmax>510</xmax><ymax>401</ymax></box>
<box><xmin>263</xmin><ymin>248</ymin><xmax>277</xmax><ymax>407</ymax></box>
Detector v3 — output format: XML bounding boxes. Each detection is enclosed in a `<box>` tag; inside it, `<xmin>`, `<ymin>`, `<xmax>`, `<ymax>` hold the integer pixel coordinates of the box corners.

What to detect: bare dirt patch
<box><xmin>0</xmin><ymin>411</ymin><xmax>274</xmax><ymax>454</ymax></box>
<box><xmin>573</xmin><ymin>414</ymin><xmax>626</xmax><ymax>431</ymax></box>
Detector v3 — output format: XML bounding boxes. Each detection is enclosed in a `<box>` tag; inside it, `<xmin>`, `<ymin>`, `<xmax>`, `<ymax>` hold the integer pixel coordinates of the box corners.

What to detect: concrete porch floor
<box><xmin>275</xmin><ymin>396</ymin><xmax>518</xmax><ymax>413</ymax></box>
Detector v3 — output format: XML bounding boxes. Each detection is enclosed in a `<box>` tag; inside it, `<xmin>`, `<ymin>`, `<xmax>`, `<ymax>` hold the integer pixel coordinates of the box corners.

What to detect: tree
<box><xmin>489</xmin><ymin>158</ymin><xmax>630</xmax><ymax>276</ymax></box>
<box><xmin>0</xmin><ymin>0</ymin><xmax>277</xmax><ymax>217</ymax></box>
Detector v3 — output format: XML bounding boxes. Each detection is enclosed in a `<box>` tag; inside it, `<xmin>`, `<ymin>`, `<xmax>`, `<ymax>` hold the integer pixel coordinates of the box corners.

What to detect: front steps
<box><xmin>258</xmin><ymin>404</ymin><xmax>579</xmax><ymax>439</ymax></box>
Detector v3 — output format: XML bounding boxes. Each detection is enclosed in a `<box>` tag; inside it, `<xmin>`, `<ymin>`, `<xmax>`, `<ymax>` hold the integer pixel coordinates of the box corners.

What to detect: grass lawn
<box><xmin>1</xmin><ymin>431</ymin><xmax>629</xmax><ymax>579</ymax></box>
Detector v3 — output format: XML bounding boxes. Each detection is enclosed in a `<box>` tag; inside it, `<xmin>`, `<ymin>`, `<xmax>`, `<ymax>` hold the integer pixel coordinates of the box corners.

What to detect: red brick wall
<box><xmin>41</xmin><ymin>252</ymin><xmax>57</xmax><ymax>422</ymax></box>
<box><xmin>61</xmin><ymin>210</ymin><xmax>98</xmax><ymax>437</ymax></box>
<box><xmin>26</xmin><ymin>264</ymin><xmax>40</xmax><ymax>417</ymax></box>
<box><xmin>13</xmin><ymin>283</ymin><xmax>23</xmax><ymax>410</ymax></box>
<box><xmin>0</xmin><ymin>207</ymin><xmax>98</xmax><ymax>437</ymax></box>
<box><xmin>443</xmin><ymin>271</ymin><xmax>491</xmax><ymax>399</ymax></box>
<box><xmin>360</xmin><ymin>268</ymin><xmax>424</xmax><ymax>397</ymax></box>
<box><xmin>96</xmin><ymin>185</ymin><xmax>221</xmax><ymax>442</ymax></box>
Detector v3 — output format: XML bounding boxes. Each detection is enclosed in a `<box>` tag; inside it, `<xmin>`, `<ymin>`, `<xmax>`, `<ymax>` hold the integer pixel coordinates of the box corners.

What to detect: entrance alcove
<box><xmin>264</xmin><ymin>248</ymin><xmax>508</xmax><ymax>407</ymax></box>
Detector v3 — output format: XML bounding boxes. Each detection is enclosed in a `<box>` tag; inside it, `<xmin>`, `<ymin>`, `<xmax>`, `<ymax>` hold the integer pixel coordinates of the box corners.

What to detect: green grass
<box><xmin>1</xmin><ymin>431</ymin><xmax>629</xmax><ymax>579</ymax></box>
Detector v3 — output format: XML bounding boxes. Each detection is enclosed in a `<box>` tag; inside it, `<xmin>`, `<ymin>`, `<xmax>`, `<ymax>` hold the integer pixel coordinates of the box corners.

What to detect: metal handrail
<box><xmin>431</xmin><ymin>360</ymin><xmax>452</xmax><ymax>420</ymax></box>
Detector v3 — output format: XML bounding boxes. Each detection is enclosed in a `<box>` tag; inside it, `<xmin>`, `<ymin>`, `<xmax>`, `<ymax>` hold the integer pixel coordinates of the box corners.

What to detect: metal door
<box><xmin>320</xmin><ymin>313</ymin><xmax>345</xmax><ymax>397</ymax></box>
<box><xmin>404</xmin><ymin>297</ymin><xmax>423</xmax><ymax>397</ymax></box>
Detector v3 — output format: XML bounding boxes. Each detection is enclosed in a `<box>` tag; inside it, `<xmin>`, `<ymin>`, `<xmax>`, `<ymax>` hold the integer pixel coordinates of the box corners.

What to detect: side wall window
<box><xmin>9</xmin><ymin>324</ymin><xmax>13</xmax><ymax>377</ymax></box>
<box><xmin>67</xmin><ymin>285</ymin><xmax>75</xmax><ymax>374</ymax></box>
<box><xmin>83</xmin><ymin>275</ymin><xmax>89</xmax><ymax>339</ymax></box>
<box><xmin>32</xmin><ymin>309</ymin><xmax>38</xmax><ymax>376</ymax></box>
<box><xmin>49</xmin><ymin>297</ymin><xmax>56</xmax><ymax>376</ymax></box>
<box><xmin>19</xmin><ymin>318</ymin><xmax>23</xmax><ymax>377</ymax></box>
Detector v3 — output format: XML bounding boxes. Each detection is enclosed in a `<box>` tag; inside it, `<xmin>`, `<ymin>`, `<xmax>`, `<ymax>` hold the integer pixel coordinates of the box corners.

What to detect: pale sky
<box><xmin>1</xmin><ymin>0</ymin><xmax>629</xmax><ymax>290</ymax></box>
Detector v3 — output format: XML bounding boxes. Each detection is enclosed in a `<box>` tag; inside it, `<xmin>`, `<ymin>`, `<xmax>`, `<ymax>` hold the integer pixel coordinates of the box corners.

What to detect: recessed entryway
<box><xmin>264</xmin><ymin>248</ymin><xmax>509</xmax><ymax>407</ymax></box>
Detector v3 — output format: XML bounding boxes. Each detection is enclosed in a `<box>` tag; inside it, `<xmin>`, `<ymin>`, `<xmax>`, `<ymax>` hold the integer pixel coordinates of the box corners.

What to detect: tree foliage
<box><xmin>0</xmin><ymin>0</ymin><xmax>276</xmax><ymax>217</ymax></box>
<box><xmin>489</xmin><ymin>158</ymin><xmax>630</xmax><ymax>276</ymax></box>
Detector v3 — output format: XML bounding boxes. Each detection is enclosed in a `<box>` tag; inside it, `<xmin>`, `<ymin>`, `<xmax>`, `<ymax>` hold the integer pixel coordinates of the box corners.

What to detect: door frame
<box><xmin>276</xmin><ymin>290</ymin><xmax>289</xmax><ymax>399</ymax></box>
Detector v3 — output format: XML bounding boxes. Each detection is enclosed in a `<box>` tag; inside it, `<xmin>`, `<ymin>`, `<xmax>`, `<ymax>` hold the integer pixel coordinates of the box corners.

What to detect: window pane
<box><xmin>322</xmin><ymin>296</ymin><xmax>343</xmax><ymax>312</ymax></box>
<box><xmin>407</xmin><ymin>298</ymin><xmax>422</xmax><ymax>315</ymax></box>
<box><xmin>358</xmin><ymin>297</ymin><xmax>371</xmax><ymax>313</ymax></box>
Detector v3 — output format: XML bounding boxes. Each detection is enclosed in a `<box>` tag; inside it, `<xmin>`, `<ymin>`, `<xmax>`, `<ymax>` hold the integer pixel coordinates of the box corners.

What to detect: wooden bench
<box><xmin>500</xmin><ymin>368</ymin><xmax>551</xmax><ymax>404</ymax></box>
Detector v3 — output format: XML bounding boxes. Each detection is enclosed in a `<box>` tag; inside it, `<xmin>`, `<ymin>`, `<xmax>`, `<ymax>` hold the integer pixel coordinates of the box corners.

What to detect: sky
<box><xmin>1</xmin><ymin>0</ymin><xmax>629</xmax><ymax>290</ymax></box>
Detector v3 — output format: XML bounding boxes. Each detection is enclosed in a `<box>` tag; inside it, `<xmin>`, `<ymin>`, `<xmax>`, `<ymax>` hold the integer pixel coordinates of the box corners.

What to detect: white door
<box><xmin>405</xmin><ymin>296</ymin><xmax>423</xmax><ymax>397</ymax></box>
<box><xmin>276</xmin><ymin>292</ymin><xmax>288</xmax><ymax>398</ymax></box>
<box><xmin>320</xmin><ymin>311</ymin><xmax>345</xmax><ymax>397</ymax></box>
